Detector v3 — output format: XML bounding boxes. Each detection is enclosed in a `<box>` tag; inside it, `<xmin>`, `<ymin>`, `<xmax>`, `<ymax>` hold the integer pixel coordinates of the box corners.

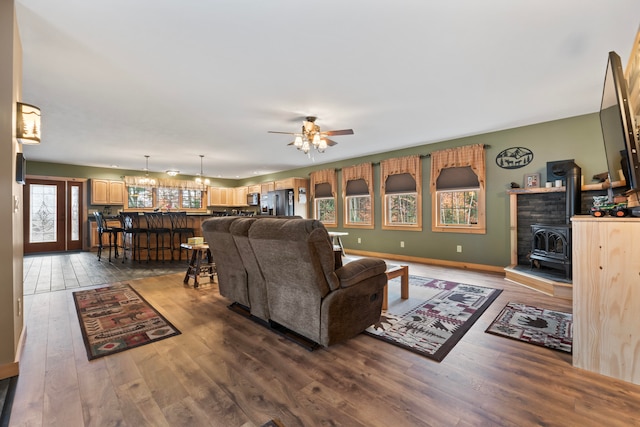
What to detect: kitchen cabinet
<box><xmin>233</xmin><ymin>186</ymin><xmax>248</xmax><ymax>206</ymax></box>
<box><xmin>208</xmin><ymin>186</ymin><xmax>248</xmax><ymax>206</ymax></box>
<box><xmin>208</xmin><ymin>187</ymin><xmax>231</xmax><ymax>206</ymax></box>
<box><xmin>89</xmin><ymin>218</ymin><xmax>123</xmax><ymax>249</ymax></box>
<box><xmin>247</xmin><ymin>184</ymin><xmax>261</xmax><ymax>194</ymax></box>
<box><xmin>261</xmin><ymin>182</ymin><xmax>274</xmax><ymax>194</ymax></box>
<box><xmin>275</xmin><ymin>178</ymin><xmax>296</xmax><ymax>190</ymax></box>
<box><xmin>91</xmin><ymin>179</ymin><xmax>125</xmax><ymax>205</ymax></box>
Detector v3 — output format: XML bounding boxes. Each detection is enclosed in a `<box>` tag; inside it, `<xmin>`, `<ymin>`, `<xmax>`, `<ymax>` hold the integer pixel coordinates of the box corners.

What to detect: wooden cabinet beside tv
<box><xmin>91</xmin><ymin>179</ymin><xmax>125</xmax><ymax>205</ymax></box>
<box><xmin>572</xmin><ymin>215</ymin><xmax>640</xmax><ymax>385</ymax></box>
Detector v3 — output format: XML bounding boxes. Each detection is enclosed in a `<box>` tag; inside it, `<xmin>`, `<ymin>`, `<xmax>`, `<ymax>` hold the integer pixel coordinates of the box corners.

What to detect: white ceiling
<box><xmin>16</xmin><ymin>0</ymin><xmax>640</xmax><ymax>179</ymax></box>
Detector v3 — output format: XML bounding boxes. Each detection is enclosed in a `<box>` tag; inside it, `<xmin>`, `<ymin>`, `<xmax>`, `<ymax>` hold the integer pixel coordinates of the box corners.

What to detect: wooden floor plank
<box><xmin>9</xmin><ymin>253</ymin><xmax>640</xmax><ymax>427</ymax></box>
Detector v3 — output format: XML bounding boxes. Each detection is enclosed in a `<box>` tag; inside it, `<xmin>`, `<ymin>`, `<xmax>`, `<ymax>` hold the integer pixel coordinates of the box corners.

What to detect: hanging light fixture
<box><xmin>268</xmin><ymin>116</ymin><xmax>352</xmax><ymax>157</ymax></box>
<box><xmin>140</xmin><ymin>155</ymin><xmax>157</xmax><ymax>186</ymax></box>
<box><xmin>195</xmin><ymin>155</ymin><xmax>210</xmax><ymax>186</ymax></box>
<box><xmin>16</xmin><ymin>102</ymin><xmax>41</xmax><ymax>144</ymax></box>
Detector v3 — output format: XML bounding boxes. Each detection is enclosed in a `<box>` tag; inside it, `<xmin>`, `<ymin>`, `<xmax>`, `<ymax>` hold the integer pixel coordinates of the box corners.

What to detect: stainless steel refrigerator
<box><xmin>266</xmin><ymin>189</ymin><xmax>295</xmax><ymax>216</ymax></box>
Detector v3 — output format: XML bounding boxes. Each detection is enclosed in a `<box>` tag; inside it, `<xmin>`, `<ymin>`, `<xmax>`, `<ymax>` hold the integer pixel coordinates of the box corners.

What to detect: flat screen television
<box><xmin>599</xmin><ymin>51</ymin><xmax>640</xmax><ymax>201</ymax></box>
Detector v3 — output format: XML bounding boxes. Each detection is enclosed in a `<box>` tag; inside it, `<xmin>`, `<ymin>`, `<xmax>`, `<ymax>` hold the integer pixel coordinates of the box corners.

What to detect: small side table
<box><xmin>383</xmin><ymin>265</ymin><xmax>409</xmax><ymax>310</ymax></box>
<box><xmin>181</xmin><ymin>243</ymin><xmax>216</xmax><ymax>288</ymax></box>
<box><xmin>328</xmin><ymin>231</ymin><xmax>349</xmax><ymax>256</ymax></box>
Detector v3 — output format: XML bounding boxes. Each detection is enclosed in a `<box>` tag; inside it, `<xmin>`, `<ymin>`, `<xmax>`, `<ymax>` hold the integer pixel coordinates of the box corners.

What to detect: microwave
<box><xmin>247</xmin><ymin>193</ymin><xmax>260</xmax><ymax>206</ymax></box>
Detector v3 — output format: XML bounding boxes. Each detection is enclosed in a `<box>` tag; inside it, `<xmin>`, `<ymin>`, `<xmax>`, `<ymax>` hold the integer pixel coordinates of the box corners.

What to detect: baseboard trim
<box><xmin>0</xmin><ymin>326</ymin><xmax>26</xmax><ymax>381</ymax></box>
<box><xmin>0</xmin><ymin>364</ymin><xmax>17</xmax><ymax>383</ymax></box>
<box><xmin>345</xmin><ymin>249</ymin><xmax>505</xmax><ymax>275</ymax></box>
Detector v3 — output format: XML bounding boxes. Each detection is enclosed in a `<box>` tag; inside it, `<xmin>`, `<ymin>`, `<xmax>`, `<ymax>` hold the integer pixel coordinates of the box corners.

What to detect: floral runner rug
<box><xmin>485</xmin><ymin>302</ymin><xmax>572</xmax><ymax>353</ymax></box>
<box><xmin>364</xmin><ymin>276</ymin><xmax>502</xmax><ymax>362</ymax></box>
<box><xmin>72</xmin><ymin>283</ymin><xmax>181</xmax><ymax>360</ymax></box>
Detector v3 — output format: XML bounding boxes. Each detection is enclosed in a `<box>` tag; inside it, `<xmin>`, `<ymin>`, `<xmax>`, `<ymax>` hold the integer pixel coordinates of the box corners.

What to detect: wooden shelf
<box><xmin>581</xmin><ymin>179</ymin><xmax>626</xmax><ymax>191</ymax></box>
<box><xmin>506</xmin><ymin>186</ymin><xmax>565</xmax><ymax>195</ymax></box>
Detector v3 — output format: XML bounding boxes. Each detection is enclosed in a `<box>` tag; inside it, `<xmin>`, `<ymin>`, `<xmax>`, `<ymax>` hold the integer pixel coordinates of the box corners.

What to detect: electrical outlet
<box><xmin>400</xmin><ymin>241</ymin><xmax>405</xmax><ymax>248</ymax></box>
<box><xmin>357</xmin><ymin>237</ymin><xmax>361</xmax><ymax>244</ymax></box>
<box><xmin>457</xmin><ymin>245</ymin><xmax>463</xmax><ymax>253</ymax></box>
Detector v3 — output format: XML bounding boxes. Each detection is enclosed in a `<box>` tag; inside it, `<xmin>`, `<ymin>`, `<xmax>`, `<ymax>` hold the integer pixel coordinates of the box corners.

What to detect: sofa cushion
<box><xmin>335</xmin><ymin>257</ymin><xmax>387</xmax><ymax>288</ymax></box>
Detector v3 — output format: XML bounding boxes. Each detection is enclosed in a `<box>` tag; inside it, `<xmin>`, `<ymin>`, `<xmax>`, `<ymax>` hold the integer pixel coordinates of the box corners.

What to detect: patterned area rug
<box><xmin>364</xmin><ymin>276</ymin><xmax>502</xmax><ymax>362</ymax></box>
<box><xmin>73</xmin><ymin>283</ymin><xmax>181</xmax><ymax>360</ymax></box>
<box><xmin>485</xmin><ymin>302</ymin><xmax>572</xmax><ymax>353</ymax></box>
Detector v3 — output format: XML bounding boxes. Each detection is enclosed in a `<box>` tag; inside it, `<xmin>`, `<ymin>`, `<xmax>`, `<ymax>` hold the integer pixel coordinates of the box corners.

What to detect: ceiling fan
<box><xmin>268</xmin><ymin>116</ymin><xmax>354</xmax><ymax>154</ymax></box>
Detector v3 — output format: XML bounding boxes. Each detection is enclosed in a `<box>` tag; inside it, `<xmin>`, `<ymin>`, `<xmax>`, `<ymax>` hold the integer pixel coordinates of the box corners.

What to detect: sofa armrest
<box><xmin>335</xmin><ymin>258</ymin><xmax>387</xmax><ymax>288</ymax></box>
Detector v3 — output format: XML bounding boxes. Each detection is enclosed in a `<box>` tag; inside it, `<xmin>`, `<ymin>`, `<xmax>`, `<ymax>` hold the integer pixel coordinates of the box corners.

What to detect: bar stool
<box><xmin>168</xmin><ymin>212</ymin><xmax>195</xmax><ymax>261</ymax></box>
<box><xmin>120</xmin><ymin>212</ymin><xmax>148</xmax><ymax>263</ymax></box>
<box><xmin>144</xmin><ymin>212</ymin><xmax>172</xmax><ymax>262</ymax></box>
<box><xmin>94</xmin><ymin>211</ymin><xmax>119</xmax><ymax>262</ymax></box>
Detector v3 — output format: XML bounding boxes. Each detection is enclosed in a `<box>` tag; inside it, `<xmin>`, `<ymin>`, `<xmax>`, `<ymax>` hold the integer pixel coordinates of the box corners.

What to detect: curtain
<box><xmin>310</xmin><ymin>168</ymin><xmax>337</xmax><ymax>198</ymax></box>
<box><xmin>124</xmin><ymin>176</ymin><xmax>205</xmax><ymax>190</ymax></box>
<box><xmin>380</xmin><ymin>155</ymin><xmax>421</xmax><ymax>193</ymax></box>
<box><xmin>429</xmin><ymin>144</ymin><xmax>486</xmax><ymax>193</ymax></box>
<box><xmin>341</xmin><ymin>163</ymin><xmax>373</xmax><ymax>198</ymax></box>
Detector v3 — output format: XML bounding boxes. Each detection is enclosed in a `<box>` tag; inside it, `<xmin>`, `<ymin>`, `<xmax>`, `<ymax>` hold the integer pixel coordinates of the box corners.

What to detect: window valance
<box><xmin>342</xmin><ymin>163</ymin><xmax>373</xmax><ymax>197</ymax></box>
<box><xmin>310</xmin><ymin>169</ymin><xmax>337</xmax><ymax>198</ymax></box>
<box><xmin>429</xmin><ymin>144</ymin><xmax>486</xmax><ymax>193</ymax></box>
<box><xmin>380</xmin><ymin>155</ymin><xmax>421</xmax><ymax>193</ymax></box>
<box><xmin>124</xmin><ymin>176</ymin><xmax>205</xmax><ymax>190</ymax></box>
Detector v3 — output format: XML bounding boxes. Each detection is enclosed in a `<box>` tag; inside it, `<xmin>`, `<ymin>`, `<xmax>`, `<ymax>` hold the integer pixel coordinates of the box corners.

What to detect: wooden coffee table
<box><xmin>383</xmin><ymin>265</ymin><xmax>409</xmax><ymax>310</ymax></box>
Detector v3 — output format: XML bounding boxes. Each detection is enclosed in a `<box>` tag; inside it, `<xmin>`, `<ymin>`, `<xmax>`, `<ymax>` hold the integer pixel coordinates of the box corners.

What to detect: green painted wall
<box><xmin>28</xmin><ymin>112</ymin><xmax>606</xmax><ymax>268</ymax></box>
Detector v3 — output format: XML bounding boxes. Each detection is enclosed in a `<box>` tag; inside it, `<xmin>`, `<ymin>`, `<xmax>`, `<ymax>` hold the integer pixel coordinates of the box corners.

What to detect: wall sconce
<box><xmin>16</xmin><ymin>102</ymin><xmax>41</xmax><ymax>144</ymax></box>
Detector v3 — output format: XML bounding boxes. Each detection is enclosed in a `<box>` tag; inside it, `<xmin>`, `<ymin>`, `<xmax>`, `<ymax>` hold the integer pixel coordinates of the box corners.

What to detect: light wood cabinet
<box><xmin>89</xmin><ymin>218</ymin><xmax>122</xmax><ymax>249</ymax></box>
<box><xmin>208</xmin><ymin>187</ymin><xmax>230</xmax><ymax>206</ymax></box>
<box><xmin>247</xmin><ymin>184</ymin><xmax>261</xmax><ymax>194</ymax></box>
<box><xmin>91</xmin><ymin>179</ymin><xmax>125</xmax><ymax>205</ymax></box>
<box><xmin>261</xmin><ymin>182</ymin><xmax>274</xmax><ymax>194</ymax></box>
<box><xmin>572</xmin><ymin>215</ymin><xmax>640</xmax><ymax>385</ymax></box>
<box><xmin>208</xmin><ymin>186</ymin><xmax>248</xmax><ymax>206</ymax></box>
<box><xmin>275</xmin><ymin>177</ymin><xmax>296</xmax><ymax>190</ymax></box>
<box><xmin>233</xmin><ymin>186</ymin><xmax>248</xmax><ymax>206</ymax></box>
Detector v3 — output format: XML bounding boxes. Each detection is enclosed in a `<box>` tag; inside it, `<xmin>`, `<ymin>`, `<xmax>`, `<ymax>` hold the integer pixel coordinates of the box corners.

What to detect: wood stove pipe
<box><xmin>552</xmin><ymin>161</ymin><xmax>582</xmax><ymax>224</ymax></box>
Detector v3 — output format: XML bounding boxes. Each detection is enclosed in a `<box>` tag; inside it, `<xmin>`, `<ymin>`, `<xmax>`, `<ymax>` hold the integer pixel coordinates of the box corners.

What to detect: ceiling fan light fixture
<box><xmin>318</xmin><ymin>138</ymin><xmax>327</xmax><ymax>151</ymax></box>
<box><xmin>294</xmin><ymin>135</ymin><xmax>303</xmax><ymax>148</ymax></box>
<box><xmin>312</xmin><ymin>133</ymin><xmax>321</xmax><ymax>147</ymax></box>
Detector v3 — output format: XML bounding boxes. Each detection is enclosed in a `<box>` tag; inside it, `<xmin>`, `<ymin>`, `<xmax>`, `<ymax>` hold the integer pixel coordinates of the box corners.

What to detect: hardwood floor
<box><xmin>23</xmin><ymin>252</ymin><xmax>187</xmax><ymax>295</ymax></box>
<box><xmin>9</xmin><ymin>257</ymin><xmax>640</xmax><ymax>426</ymax></box>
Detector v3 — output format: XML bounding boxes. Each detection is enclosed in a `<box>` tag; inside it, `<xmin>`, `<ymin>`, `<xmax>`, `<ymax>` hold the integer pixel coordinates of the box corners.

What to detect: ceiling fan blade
<box><xmin>268</xmin><ymin>131</ymin><xmax>297</xmax><ymax>135</ymax></box>
<box><xmin>324</xmin><ymin>138</ymin><xmax>338</xmax><ymax>146</ymax></box>
<box><xmin>322</xmin><ymin>129</ymin><xmax>354</xmax><ymax>136</ymax></box>
<box><xmin>287</xmin><ymin>141</ymin><xmax>296</xmax><ymax>146</ymax></box>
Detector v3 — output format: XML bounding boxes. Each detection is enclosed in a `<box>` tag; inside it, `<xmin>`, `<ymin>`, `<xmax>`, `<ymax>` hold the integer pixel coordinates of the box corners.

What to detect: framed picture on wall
<box><xmin>524</xmin><ymin>173</ymin><xmax>540</xmax><ymax>189</ymax></box>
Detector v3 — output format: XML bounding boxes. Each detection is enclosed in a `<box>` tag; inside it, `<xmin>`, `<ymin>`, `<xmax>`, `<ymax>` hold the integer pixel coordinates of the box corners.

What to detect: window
<box><xmin>158</xmin><ymin>187</ymin><xmax>180</xmax><ymax>210</ymax></box>
<box><xmin>181</xmin><ymin>189</ymin><xmax>203</xmax><ymax>209</ymax></box>
<box><xmin>430</xmin><ymin>144</ymin><xmax>486</xmax><ymax>234</ymax></box>
<box><xmin>124</xmin><ymin>177</ymin><xmax>207</xmax><ymax>212</ymax></box>
<box><xmin>386</xmin><ymin>192</ymin><xmax>417</xmax><ymax>225</ymax></box>
<box><xmin>310</xmin><ymin>169</ymin><xmax>337</xmax><ymax>227</ymax></box>
<box><xmin>128</xmin><ymin>186</ymin><xmax>153</xmax><ymax>209</ymax></box>
<box><xmin>381</xmin><ymin>156</ymin><xmax>422</xmax><ymax>230</ymax></box>
<box><xmin>342</xmin><ymin>163</ymin><xmax>374</xmax><ymax>228</ymax></box>
<box><xmin>316</xmin><ymin>197</ymin><xmax>336</xmax><ymax>223</ymax></box>
<box><xmin>437</xmin><ymin>188</ymin><xmax>478</xmax><ymax>226</ymax></box>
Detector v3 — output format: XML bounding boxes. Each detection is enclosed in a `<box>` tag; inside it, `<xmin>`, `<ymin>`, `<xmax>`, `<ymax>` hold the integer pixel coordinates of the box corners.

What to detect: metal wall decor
<box><xmin>495</xmin><ymin>147</ymin><xmax>534</xmax><ymax>169</ymax></box>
